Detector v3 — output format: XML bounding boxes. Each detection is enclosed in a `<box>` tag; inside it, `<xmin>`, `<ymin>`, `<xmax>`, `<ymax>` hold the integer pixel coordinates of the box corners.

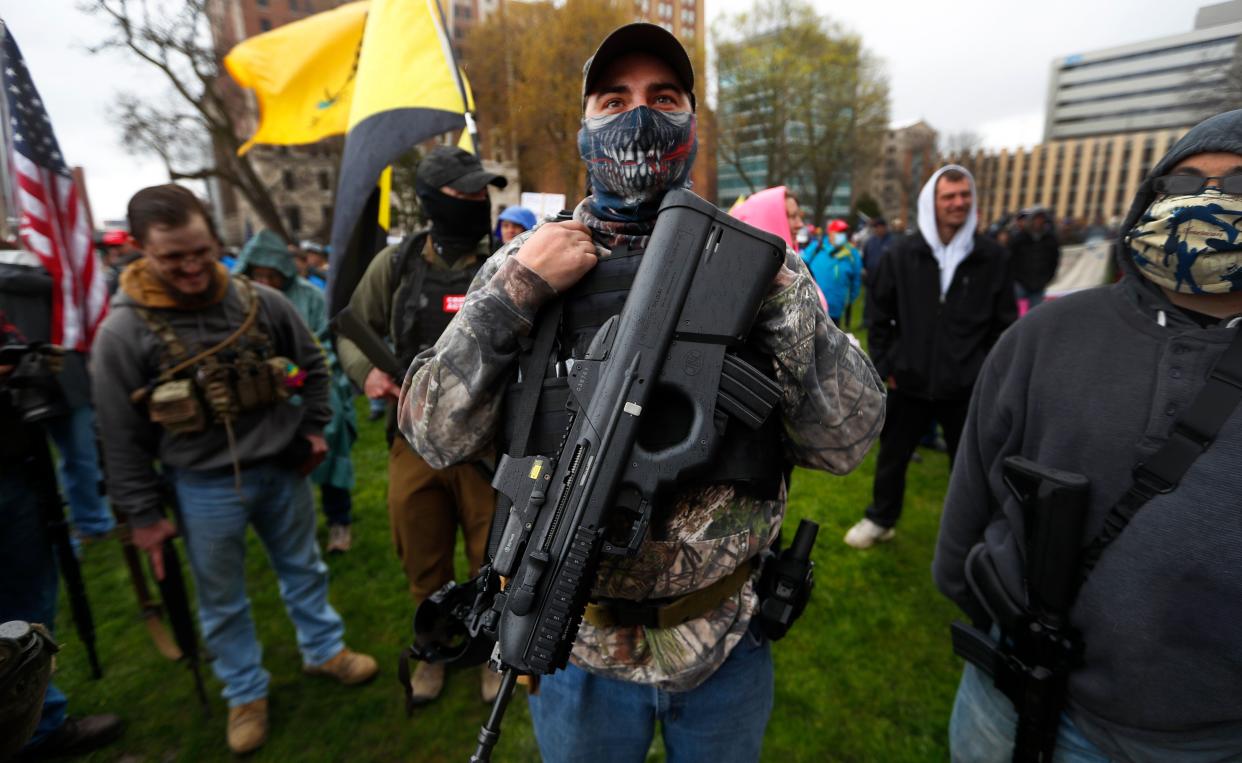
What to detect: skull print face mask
<box><xmin>577</xmin><ymin>106</ymin><xmax>697</xmax><ymax>222</ymax></box>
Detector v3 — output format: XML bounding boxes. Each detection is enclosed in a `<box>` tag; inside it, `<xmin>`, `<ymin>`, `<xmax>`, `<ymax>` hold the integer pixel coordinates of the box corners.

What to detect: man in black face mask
<box><xmin>399</xmin><ymin>23</ymin><xmax>884</xmax><ymax>762</ymax></box>
<box><xmin>336</xmin><ymin>146</ymin><xmax>507</xmax><ymax>705</ymax></box>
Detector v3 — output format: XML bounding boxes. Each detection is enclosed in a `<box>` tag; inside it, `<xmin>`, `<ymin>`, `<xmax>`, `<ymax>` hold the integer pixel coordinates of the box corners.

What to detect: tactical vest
<box><xmin>133</xmin><ymin>275</ymin><xmax>292</xmax><ymax>435</ymax></box>
<box><xmin>500</xmin><ymin>243</ymin><xmax>786</xmax><ymax>500</ymax></box>
<box><xmin>391</xmin><ymin>232</ymin><xmax>484</xmax><ymax>369</ymax></box>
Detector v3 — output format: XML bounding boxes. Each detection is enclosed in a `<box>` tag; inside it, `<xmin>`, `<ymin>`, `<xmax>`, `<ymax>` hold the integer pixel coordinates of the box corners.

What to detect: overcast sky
<box><xmin>1</xmin><ymin>0</ymin><xmax>1203</xmax><ymax>223</ymax></box>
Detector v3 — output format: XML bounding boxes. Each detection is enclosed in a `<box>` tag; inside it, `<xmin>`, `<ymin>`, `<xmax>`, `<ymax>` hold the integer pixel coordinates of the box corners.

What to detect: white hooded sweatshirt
<box><xmin>917</xmin><ymin>164</ymin><xmax>978</xmax><ymax>297</ymax></box>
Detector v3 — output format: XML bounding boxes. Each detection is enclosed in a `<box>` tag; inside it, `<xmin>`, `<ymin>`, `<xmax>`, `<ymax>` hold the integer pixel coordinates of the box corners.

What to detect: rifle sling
<box><xmin>583</xmin><ymin>558</ymin><xmax>756</xmax><ymax>630</ymax></box>
<box><xmin>1081</xmin><ymin>321</ymin><xmax>1242</xmax><ymax>577</ymax></box>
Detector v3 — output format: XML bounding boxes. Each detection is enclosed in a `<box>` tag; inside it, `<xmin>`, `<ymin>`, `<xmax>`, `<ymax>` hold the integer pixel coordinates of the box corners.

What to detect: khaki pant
<box><xmin>387</xmin><ymin>439</ymin><xmax>494</xmax><ymax>602</ymax></box>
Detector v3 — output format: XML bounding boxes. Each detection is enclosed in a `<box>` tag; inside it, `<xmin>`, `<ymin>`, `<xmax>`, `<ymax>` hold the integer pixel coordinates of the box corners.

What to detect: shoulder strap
<box><xmin>137</xmin><ymin>277</ymin><xmax>261</xmax><ymax>385</ymax></box>
<box><xmin>1082</xmin><ymin>323</ymin><xmax>1242</xmax><ymax>577</ymax></box>
<box><xmin>506</xmin><ymin>298</ymin><xmax>565</xmax><ymax>458</ymax></box>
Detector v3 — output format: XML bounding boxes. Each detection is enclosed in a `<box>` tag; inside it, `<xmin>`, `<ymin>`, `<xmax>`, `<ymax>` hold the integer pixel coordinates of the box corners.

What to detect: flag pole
<box><xmin>431</xmin><ymin>0</ymin><xmax>479</xmax><ymax>155</ymax></box>
<box><xmin>0</xmin><ymin>20</ymin><xmax>21</xmax><ymax>243</ymax></box>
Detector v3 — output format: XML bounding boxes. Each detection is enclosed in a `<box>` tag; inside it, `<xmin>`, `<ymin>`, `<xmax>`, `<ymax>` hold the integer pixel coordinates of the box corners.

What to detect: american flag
<box><xmin>3</xmin><ymin>21</ymin><xmax>106</xmax><ymax>351</ymax></box>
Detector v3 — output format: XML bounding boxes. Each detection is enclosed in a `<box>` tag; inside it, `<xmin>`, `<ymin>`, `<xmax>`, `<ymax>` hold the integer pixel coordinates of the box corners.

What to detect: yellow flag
<box><xmin>344</xmin><ymin>0</ymin><xmax>470</xmax><ymax>131</ymax></box>
<box><xmin>329</xmin><ymin>0</ymin><xmax>477</xmax><ymax>313</ymax></box>
<box><xmin>377</xmin><ymin>166</ymin><xmax>391</xmax><ymax>231</ymax></box>
<box><xmin>224</xmin><ymin>1</ymin><xmax>369</xmax><ymax>154</ymax></box>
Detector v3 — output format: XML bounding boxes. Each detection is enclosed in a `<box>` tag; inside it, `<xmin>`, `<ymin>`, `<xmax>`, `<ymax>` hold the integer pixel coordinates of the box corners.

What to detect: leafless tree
<box><xmin>81</xmin><ymin>0</ymin><xmax>290</xmax><ymax>240</ymax></box>
<box><xmin>941</xmin><ymin>130</ymin><xmax>984</xmax><ymax>161</ymax></box>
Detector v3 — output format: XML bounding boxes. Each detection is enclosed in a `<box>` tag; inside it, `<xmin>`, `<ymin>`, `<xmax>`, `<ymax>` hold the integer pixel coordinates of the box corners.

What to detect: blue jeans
<box><xmin>528</xmin><ymin>627</ymin><xmax>774</xmax><ymax>763</ymax></box>
<box><xmin>173</xmin><ymin>463</ymin><xmax>345</xmax><ymax>707</ymax></box>
<box><xmin>46</xmin><ymin>405</ymin><xmax>115</xmax><ymax>537</ymax></box>
<box><xmin>0</xmin><ymin>468</ymin><xmax>68</xmax><ymax>748</ymax></box>
<box><xmin>950</xmin><ymin>663</ymin><xmax>1109</xmax><ymax>762</ymax></box>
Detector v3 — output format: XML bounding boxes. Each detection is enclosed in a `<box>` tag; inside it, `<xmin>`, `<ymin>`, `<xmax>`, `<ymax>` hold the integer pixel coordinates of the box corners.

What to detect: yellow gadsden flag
<box><xmin>327</xmin><ymin>0</ymin><xmax>474</xmax><ymax>313</ymax></box>
<box><xmin>224</xmin><ymin>1</ymin><xmax>369</xmax><ymax>154</ymax></box>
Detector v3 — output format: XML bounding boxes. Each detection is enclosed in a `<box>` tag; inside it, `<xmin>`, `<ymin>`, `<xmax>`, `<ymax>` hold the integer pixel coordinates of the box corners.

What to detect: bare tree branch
<box><xmin>80</xmin><ymin>0</ymin><xmax>290</xmax><ymax>240</ymax></box>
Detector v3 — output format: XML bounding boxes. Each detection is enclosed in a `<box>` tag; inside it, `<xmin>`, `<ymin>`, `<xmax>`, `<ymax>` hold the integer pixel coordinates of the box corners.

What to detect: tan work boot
<box><xmin>409</xmin><ymin>661</ymin><xmax>446</xmax><ymax>705</ymax></box>
<box><xmin>302</xmin><ymin>648</ymin><xmax>378</xmax><ymax>686</ymax></box>
<box><xmin>227</xmin><ymin>698</ymin><xmax>268</xmax><ymax>754</ymax></box>
<box><xmin>481</xmin><ymin>665</ymin><xmax>501</xmax><ymax>704</ymax></box>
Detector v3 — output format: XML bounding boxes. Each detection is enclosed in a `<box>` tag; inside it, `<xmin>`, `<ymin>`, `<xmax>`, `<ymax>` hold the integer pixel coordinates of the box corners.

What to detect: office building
<box><xmin>951</xmin><ymin>128</ymin><xmax>1186</xmax><ymax>227</ymax></box>
<box><xmin>867</xmin><ymin>120</ymin><xmax>939</xmax><ymax>230</ymax></box>
<box><xmin>1044</xmin><ymin>1</ymin><xmax>1242</xmax><ymax>140</ymax></box>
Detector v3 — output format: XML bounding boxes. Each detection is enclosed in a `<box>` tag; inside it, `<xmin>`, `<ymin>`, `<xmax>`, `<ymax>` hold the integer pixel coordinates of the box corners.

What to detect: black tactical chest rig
<box><xmin>499</xmin><ymin>243</ymin><xmax>786</xmax><ymax>501</ymax></box>
<box><xmin>131</xmin><ymin>276</ymin><xmax>290</xmax><ymax>436</ymax></box>
<box><xmin>391</xmin><ymin>233</ymin><xmax>483</xmax><ymax>369</ymax></box>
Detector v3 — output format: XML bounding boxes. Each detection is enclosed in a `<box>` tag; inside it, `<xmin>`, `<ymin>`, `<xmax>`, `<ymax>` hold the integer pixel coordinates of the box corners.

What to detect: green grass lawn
<box><xmin>54</xmin><ymin>314</ymin><xmax>965</xmax><ymax>761</ymax></box>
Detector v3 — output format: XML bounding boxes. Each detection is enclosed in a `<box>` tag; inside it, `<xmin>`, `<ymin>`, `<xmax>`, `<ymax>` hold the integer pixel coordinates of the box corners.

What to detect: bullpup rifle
<box><xmin>403</xmin><ymin>189</ymin><xmax>787</xmax><ymax>761</ymax></box>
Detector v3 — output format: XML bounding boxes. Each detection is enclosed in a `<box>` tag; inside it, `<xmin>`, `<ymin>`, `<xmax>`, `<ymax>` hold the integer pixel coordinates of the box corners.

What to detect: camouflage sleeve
<box><xmin>398</xmin><ymin>235</ymin><xmax>557</xmax><ymax>468</ymax></box>
<box><xmin>751</xmin><ymin>248</ymin><xmax>886</xmax><ymax>474</ymax></box>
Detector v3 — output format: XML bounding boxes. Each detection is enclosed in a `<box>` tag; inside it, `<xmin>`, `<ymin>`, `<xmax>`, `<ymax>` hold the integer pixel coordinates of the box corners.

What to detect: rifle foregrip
<box><xmin>525</xmin><ymin>526</ymin><xmax>597</xmax><ymax>674</ymax></box>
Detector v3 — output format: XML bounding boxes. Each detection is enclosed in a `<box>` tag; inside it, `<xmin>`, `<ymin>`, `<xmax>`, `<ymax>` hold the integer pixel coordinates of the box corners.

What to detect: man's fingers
<box><xmin>557</xmin><ymin>221</ymin><xmax>591</xmax><ymax>236</ymax></box>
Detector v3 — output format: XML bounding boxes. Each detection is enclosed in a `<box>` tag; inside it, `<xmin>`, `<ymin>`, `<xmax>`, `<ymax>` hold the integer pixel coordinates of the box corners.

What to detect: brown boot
<box><xmin>302</xmin><ymin>648</ymin><xmax>378</xmax><ymax>686</ymax></box>
<box><xmin>409</xmin><ymin>661</ymin><xmax>446</xmax><ymax>705</ymax></box>
<box><xmin>480</xmin><ymin>665</ymin><xmax>501</xmax><ymax>704</ymax></box>
<box><xmin>227</xmin><ymin>698</ymin><xmax>267</xmax><ymax>754</ymax></box>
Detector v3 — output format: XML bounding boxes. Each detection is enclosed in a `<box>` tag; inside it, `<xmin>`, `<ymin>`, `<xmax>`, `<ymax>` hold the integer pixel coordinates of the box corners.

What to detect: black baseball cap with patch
<box><xmin>582</xmin><ymin>23</ymin><xmax>696</xmax><ymax>111</ymax></box>
<box><xmin>415</xmin><ymin>146</ymin><xmax>508</xmax><ymax>193</ymax></box>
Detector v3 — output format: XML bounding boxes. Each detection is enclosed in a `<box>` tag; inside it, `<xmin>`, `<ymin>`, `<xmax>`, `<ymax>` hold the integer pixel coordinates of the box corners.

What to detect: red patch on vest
<box><xmin>443</xmin><ymin>295</ymin><xmax>466</xmax><ymax>313</ymax></box>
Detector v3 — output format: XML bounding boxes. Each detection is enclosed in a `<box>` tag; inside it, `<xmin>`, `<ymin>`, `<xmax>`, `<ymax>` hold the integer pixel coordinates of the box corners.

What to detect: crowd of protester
<box><xmin>4</xmin><ymin>20</ymin><xmax>1242</xmax><ymax>763</ymax></box>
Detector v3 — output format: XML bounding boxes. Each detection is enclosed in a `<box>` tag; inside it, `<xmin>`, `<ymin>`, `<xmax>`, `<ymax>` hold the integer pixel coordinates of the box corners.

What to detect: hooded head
<box><xmin>235</xmin><ymin>230</ymin><xmax>298</xmax><ymax>291</ymax></box>
<box><xmin>730</xmin><ymin>186</ymin><xmax>800</xmax><ymax>250</ymax></box>
<box><xmin>917</xmin><ymin>165</ymin><xmax>978</xmax><ymax>296</ymax></box>
<box><xmin>1121</xmin><ymin>109</ymin><xmax>1242</xmax><ymax>296</ymax></box>
<box><xmin>498</xmin><ymin>206</ymin><xmax>538</xmax><ymax>244</ymax></box>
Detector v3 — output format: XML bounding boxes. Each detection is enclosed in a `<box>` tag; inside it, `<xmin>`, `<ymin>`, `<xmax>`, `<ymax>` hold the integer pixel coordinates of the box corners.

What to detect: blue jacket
<box><xmin>802</xmin><ymin>238</ymin><xmax>862</xmax><ymax>320</ymax></box>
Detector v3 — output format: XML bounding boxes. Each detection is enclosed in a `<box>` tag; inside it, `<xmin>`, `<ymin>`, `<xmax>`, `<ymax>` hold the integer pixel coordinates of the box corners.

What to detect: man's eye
<box><xmin>605</xmin><ymin>98</ymin><xmax>623</xmax><ymax>108</ymax></box>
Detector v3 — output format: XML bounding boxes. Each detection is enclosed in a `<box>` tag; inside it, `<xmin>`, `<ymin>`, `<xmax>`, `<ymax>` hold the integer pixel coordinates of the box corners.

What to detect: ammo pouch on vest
<box><xmin>148</xmin><ymin>378</ymin><xmax>206</xmax><ymax>435</ymax></box>
<box><xmin>134</xmin><ymin>276</ymin><xmax>289</xmax><ymax>434</ymax></box>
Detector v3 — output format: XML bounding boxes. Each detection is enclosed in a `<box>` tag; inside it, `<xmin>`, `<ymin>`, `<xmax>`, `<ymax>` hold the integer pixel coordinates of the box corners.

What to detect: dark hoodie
<box><xmin>933</xmin><ymin>109</ymin><xmax>1242</xmax><ymax>760</ymax></box>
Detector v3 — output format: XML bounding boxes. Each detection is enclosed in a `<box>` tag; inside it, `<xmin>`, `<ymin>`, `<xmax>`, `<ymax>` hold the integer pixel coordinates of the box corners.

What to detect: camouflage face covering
<box><xmin>1128</xmin><ymin>190</ymin><xmax>1242</xmax><ymax>294</ymax></box>
<box><xmin>578</xmin><ymin>106</ymin><xmax>697</xmax><ymax>222</ymax></box>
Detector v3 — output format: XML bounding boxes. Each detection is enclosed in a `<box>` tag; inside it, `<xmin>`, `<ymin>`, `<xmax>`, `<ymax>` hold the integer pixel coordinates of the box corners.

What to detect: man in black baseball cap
<box><xmin>401</xmin><ymin>20</ymin><xmax>885</xmax><ymax>763</ymax></box>
<box><xmin>335</xmin><ymin>144</ymin><xmax>508</xmax><ymax>705</ymax></box>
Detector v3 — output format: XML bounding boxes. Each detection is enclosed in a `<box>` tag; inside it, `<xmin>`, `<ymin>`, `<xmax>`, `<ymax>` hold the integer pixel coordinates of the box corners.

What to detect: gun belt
<box><xmin>583</xmin><ymin>558</ymin><xmax>756</xmax><ymax>630</ymax></box>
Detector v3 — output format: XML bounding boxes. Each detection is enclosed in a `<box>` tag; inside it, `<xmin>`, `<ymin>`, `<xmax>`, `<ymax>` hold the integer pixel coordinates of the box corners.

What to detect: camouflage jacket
<box><xmin>399</xmin><ymin>203</ymin><xmax>886</xmax><ymax>691</ymax></box>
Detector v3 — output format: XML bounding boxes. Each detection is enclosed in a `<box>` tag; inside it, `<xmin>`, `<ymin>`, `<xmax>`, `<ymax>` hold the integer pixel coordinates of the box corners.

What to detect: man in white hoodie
<box><xmin>846</xmin><ymin>166</ymin><xmax>1017</xmax><ymax>549</ymax></box>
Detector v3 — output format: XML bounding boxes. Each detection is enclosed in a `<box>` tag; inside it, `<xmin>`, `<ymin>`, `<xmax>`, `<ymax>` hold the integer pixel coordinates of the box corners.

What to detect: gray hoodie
<box><xmin>933</xmin><ymin>109</ymin><xmax>1242</xmax><ymax>760</ymax></box>
<box><xmin>92</xmin><ymin>275</ymin><xmax>331</xmax><ymax>528</ymax></box>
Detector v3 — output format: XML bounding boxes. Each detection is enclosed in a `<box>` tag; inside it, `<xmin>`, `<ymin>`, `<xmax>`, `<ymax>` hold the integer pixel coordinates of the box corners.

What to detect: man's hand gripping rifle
<box><xmin>951</xmin><ymin>456</ymin><xmax>1090</xmax><ymax>763</ymax></box>
<box><xmin>403</xmin><ymin>190</ymin><xmax>786</xmax><ymax>761</ymax></box>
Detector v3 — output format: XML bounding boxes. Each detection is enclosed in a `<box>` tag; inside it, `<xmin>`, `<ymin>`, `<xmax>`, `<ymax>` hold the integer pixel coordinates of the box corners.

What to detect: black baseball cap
<box><xmin>582</xmin><ymin>23</ymin><xmax>696</xmax><ymax>111</ymax></box>
<box><xmin>416</xmin><ymin>146</ymin><xmax>508</xmax><ymax>193</ymax></box>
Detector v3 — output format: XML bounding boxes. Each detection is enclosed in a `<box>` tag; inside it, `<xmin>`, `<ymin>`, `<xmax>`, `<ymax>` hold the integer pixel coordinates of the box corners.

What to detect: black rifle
<box><xmin>331</xmin><ymin>305</ymin><xmax>405</xmax><ymax>382</ymax></box>
<box><xmin>29</xmin><ymin>427</ymin><xmax>102</xmax><ymax>679</ymax></box>
<box><xmin>950</xmin><ymin>456</ymin><xmax>1089</xmax><ymax>762</ymax></box>
<box><xmin>155</xmin><ymin>481</ymin><xmax>212</xmax><ymax>715</ymax></box>
<box><xmin>404</xmin><ymin>190</ymin><xmax>786</xmax><ymax>762</ymax></box>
